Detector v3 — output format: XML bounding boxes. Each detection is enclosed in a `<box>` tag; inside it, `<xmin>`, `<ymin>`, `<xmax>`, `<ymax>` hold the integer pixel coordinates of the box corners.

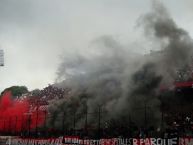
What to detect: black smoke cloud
<box><xmin>141</xmin><ymin>1</ymin><xmax>193</xmax><ymax>84</ymax></box>
<box><xmin>48</xmin><ymin>1</ymin><xmax>193</xmax><ymax>130</ymax></box>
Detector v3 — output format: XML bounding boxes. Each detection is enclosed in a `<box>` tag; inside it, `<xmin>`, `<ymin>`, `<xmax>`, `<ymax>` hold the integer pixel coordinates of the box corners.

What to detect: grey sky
<box><xmin>0</xmin><ymin>0</ymin><xmax>192</xmax><ymax>91</ymax></box>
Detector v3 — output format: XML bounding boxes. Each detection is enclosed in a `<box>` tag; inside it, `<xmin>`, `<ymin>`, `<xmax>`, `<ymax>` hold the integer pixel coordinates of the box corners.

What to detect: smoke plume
<box><xmin>49</xmin><ymin>1</ymin><xmax>193</xmax><ymax>130</ymax></box>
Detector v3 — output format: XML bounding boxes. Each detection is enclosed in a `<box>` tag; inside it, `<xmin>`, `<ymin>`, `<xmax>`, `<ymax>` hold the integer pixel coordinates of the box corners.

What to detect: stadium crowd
<box><xmin>3</xmin><ymin>80</ymin><xmax>193</xmax><ymax>138</ymax></box>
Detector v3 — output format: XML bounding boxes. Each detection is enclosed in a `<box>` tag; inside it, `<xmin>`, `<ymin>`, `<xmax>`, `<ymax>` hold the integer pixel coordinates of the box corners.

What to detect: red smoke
<box><xmin>0</xmin><ymin>91</ymin><xmax>46</xmax><ymax>133</ymax></box>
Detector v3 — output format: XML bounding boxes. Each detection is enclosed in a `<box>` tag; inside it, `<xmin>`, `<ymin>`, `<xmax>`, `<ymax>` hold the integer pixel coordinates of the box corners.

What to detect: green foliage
<box><xmin>1</xmin><ymin>86</ymin><xmax>29</xmax><ymax>98</ymax></box>
<box><xmin>31</xmin><ymin>89</ymin><xmax>41</xmax><ymax>96</ymax></box>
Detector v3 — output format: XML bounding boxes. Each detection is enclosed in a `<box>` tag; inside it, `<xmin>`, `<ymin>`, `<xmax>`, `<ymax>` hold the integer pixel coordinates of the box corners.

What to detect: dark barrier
<box><xmin>63</xmin><ymin>137</ymin><xmax>178</xmax><ymax>145</ymax></box>
<box><xmin>4</xmin><ymin>136</ymin><xmax>63</xmax><ymax>145</ymax></box>
<box><xmin>3</xmin><ymin>136</ymin><xmax>193</xmax><ymax>145</ymax></box>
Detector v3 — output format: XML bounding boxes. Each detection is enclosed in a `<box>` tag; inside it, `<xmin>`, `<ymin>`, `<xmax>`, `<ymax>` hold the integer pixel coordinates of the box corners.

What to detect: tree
<box><xmin>1</xmin><ymin>86</ymin><xmax>29</xmax><ymax>98</ymax></box>
<box><xmin>31</xmin><ymin>89</ymin><xmax>41</xmax><ymax>96</ymax></box>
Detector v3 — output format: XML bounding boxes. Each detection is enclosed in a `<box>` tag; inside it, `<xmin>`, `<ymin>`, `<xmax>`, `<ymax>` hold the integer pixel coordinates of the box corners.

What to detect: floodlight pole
<box><xmin>0</xmin><ymin>49</ymin><xmax>4</xmax><ymax>66</ymax></box>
